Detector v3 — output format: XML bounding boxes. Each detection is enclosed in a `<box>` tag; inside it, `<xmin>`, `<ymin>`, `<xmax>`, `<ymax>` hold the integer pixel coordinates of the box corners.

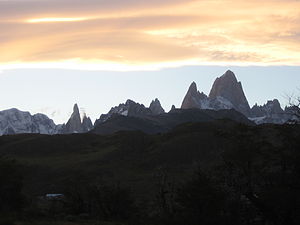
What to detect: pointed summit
<box><xmin>82</xmin><ymin>114</ymin><xmax>93</xmax><ymax>132</ymax></box>
<box><xmin>188</xmin><ymin>82</ymin><xmax>198</xmax><ymax>95</ymax></box>
<box><xmin>71</xmin><ymin>103</ymin><xmax>80</xmax><ymax>119</ymax></box>
<box><xmin>64</xmin><ymin>103</ymin><xmax>83</xmax><ymax>133</ymax></box>
<box><xmin>181</xmin><ymin>82</ymin><xmax>209</xmax><ymax>109</ymax></box>
<box><xmin>125</xmin><ymin>99</ymin><xmax>135</xmax><ymax>105</ymax></box>
<box><xmin>149</xmin><ymin>98</ymin><xmax>165</xmax><ymax>115</ymax></box>
<box><xmin>73</xmin><ymin>103</ymin><xmax>79</xmax><ymax>111</ymax></box>
<box><xmin>169</xmin><ymin>105</ymin><xmax>177</xmax><ymax>113</ymax></box>
<box><xmin>222</xmin><ymin>70</ymin><xmax>237</xmax><ymax>81</ymax></box>
<box><xmin>63</xmin><ymin>104</ymin><xmax>94</xmax><ymax>133</ymax></box>
<box><xmin>209</xmin><ymin>70</ymin><xmax>250</xmax><ymax>116</ymax></box>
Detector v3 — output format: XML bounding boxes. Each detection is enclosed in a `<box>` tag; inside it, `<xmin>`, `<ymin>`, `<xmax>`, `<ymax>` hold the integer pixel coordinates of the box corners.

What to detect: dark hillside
<box><xmin>0</xmin><ymin>120</ymin><xmax>298</xmax><ymax>197</ymax></box>
<box><xmin>1</xmin><ymin>120</ymin><xmax>300</xmax><ymax>224</ymax></box>
<box><xmin>92</xmin><ymin>108</ymin><xmax>254</xmax><ymax>135</ymax></box>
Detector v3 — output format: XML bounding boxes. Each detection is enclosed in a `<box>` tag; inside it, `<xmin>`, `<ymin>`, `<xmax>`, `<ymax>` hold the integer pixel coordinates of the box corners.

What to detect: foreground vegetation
<box><xmin>0</xmin><ymin>120</ymin><xmax>299</xmax><ymax>225</ymax></box>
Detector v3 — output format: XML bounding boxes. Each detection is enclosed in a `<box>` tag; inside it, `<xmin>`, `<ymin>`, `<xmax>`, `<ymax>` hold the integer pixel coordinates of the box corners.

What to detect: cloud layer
<box><xmin>0</xmin><ymin>0</ymin><xmax>300</xmax><ymax>70</ymax></box>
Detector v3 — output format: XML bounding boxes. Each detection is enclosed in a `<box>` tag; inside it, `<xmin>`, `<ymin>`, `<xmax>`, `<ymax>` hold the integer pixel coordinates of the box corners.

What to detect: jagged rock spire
<box><xmin>209</xmin><ymin>70</ymin><xmax>250</xmax><ymax>116</ymax></box>
<box><xmin>63</xmin><ymin>103</ymin><xmax>93</xmax><ymax>133</ymax></box>
<box><xmin>169</xmin><ymin>105</ymin><xmax>176</xmax><ymax>112</ymax></box>
<box><xmin>180</xmin><ymin>70</ymin><xmax>251</xmax><ymax>116</ymax></box>
<box><xmin>95</xmin><ymin>99</ymin><xmax>153</xmax><ymax>125</ymax></box>
<box><xmin>82</xmin><ymin>114</ymin><xmax>93</xmax><ymax>132</ymax></box>
<box><xmin>64</xmin><ymin>103</ymin><xmax>82</xmax><ymax>133</ymax></box>
<box><xmin>181</xmin><ymin>82</ymin><xmax>209</xmax><ymax>109</ymax></box>
<box><xmin>149</xmin><ymin>98</ymin><xmax>165</xmax><ymax>115</ymax></box>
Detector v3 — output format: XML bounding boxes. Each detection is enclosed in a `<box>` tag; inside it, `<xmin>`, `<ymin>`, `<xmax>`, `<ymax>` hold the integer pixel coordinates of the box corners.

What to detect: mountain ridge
<box><xmin>181</xmin><ymin>70</ymin><xmax>293</xmax><ymax>124</ymax></box>
<box><xmin>91</xmin><ymin>108</ymin><xmax>254</xmax><ymax>135</ymax></box>
<box><xmin>0</xmin><ymin>70</ymin><xmax>297</xmax><ymax>135</ymax></box>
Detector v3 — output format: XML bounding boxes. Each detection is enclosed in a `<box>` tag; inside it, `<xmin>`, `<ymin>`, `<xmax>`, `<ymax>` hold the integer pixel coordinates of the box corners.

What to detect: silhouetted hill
<box><xmin>1</xmin><ymin>119</ymin><xmax>300</xmax><ymax>225</ymax></box>
<box><xmin>92</xmin><ymin>108</ymin><xmax>254</xmax><ymax>134</ymax></box>
<box><xmin>0</xmin><ymin>120</ymin><xmax>298</xmax><ymax>198</ymax></box>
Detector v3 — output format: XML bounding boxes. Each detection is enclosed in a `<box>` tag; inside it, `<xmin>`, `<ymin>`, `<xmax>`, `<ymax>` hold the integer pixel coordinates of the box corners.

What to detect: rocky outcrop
<box><xmin>249</xmin><ymin>99</ymin><xmax>289</xmax><ymax>124</ymax></box>
<box><xmin>251</xmin><ymin>99</ymin><xmax>283</xmax><ymax>117</ymax></box>
<box><xmin>149</xmin><ymin>98</ymin><xmax>165</xmax><ymax>115</ymax></box>
<box><xmin>181</xmin><ymin>82</ymin><xmax>209</xmax><ymax>109</ymax></box>
<box><xmin>95</xmin><ymin>99</ymin><xmax>162</xmax><ymax>125</ymax></box>
<box><xmin>82</xmin><ymin>114</ymin><xmax>93</xmax><ymax>132</ymax></box>
<box><xmin>170</xmin><ymin>105</ymin><xmax>176</xmax><ymax>112</ymax></box>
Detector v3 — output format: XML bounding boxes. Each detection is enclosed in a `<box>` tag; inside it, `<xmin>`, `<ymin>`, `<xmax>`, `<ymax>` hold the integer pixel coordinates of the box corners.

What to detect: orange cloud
<box><xmin>0</xmin><ymin>0</ymin><xmax>300</xmax><ymax>70</ymax></box>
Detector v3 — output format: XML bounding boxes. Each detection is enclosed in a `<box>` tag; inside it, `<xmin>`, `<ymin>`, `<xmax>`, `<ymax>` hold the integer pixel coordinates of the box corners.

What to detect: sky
<box><xmin>0</xmin><ymin>0</ymin><xmax>299</xmax><ymax>123</ymax></box>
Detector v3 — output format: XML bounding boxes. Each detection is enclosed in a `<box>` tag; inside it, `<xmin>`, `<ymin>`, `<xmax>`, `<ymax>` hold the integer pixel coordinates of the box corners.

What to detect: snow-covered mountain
<box><xmin>0</xmin><ymin>103</ymin><xmax>94</xmax><ymax>135</ymax></box>
<box><xmin>181</xmin><ymin>70</ymin><xmax>251</xmax><ymax>115</ymax></box>
<box><xmin>181</xmin><ymin>70</ymin><xmax>293</xmax><ymax>124</ymax></box>
<box><xmin>0</xmin><ymin>108</ymin><xmax>61</xmax><ymax>135</ymax></box>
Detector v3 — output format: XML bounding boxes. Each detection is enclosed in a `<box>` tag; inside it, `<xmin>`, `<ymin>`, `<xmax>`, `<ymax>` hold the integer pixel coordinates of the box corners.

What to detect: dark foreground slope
<box><xmin>0</xmin><ymin>120</ymin><xmax>297</xmax><ymax>196</ymax></box>
<box><xmin>0</xmin><ymin>120</ymin><xmax>299</xmax><ymax>225</ymax></box>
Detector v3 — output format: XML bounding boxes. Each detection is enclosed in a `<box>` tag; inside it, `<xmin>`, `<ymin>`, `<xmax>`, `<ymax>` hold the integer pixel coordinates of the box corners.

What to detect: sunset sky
<box><xmin>0</xmin><ymin>0</ymin><xmax>299</xmax><ymax>123</ymax></box>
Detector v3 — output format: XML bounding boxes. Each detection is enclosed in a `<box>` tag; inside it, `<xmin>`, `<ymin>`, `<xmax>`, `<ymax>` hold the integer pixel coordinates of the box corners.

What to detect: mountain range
<box><xmin>0</xmin><ymin>70</ymin><xmax>297</xmax><ymax>135</ymax></box>
<box><xmin>181</xmin><ymin>70</ymin><xmax>294</xmax><ymax>124</ymax></box>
